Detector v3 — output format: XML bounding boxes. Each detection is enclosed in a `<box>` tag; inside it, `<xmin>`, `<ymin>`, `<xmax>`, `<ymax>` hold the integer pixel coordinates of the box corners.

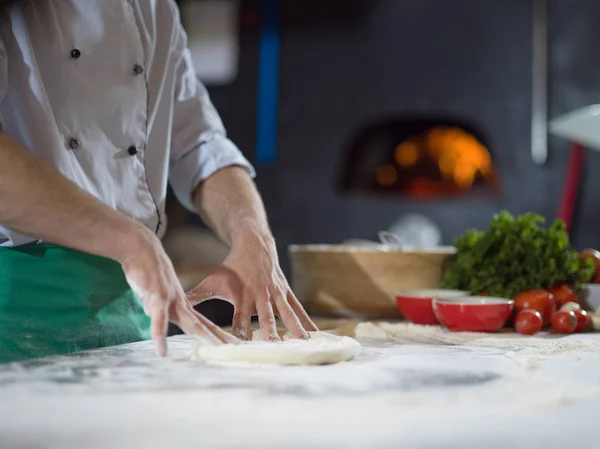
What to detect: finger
<box><xmin>177</xmin><ymin>302</ymin><xmax>238</xmax><ymax>344</ymax></box>
<box><xmin>272</xmin><ymin>291</ymin><xmax>308</xmax><ymax>339</ymax></box>
<box><xmin>173</xmin><ymin>303</ymin><xmax>222</xmax><ymax>345</ymax></box>
<box><xmin>287</xmin><ymin>290</ymin><xmax>319</xmax><ymax>332</ymax></box>
<box><xmin>231</xmin><ymin>305</ymin><xmax>252</xmax><ymax>340</ymax></box>
<box><xmin>194</xmin><ymin>310</ymin><xmax>239</xmax><ymax>344</ymax></box>
<box><xmin>256</xmin><ymin>295</ymin><xmax>280</xmax><ymax>341</ymax></box>
<box><xmin>150</xmin><ymin>304</ymin><xmax>169</xmax><ymax>356</ymax></box>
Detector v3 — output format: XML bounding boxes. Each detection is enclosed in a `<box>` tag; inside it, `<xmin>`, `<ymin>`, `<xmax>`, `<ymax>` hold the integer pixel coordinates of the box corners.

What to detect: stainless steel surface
<box><xmin>532</xmin><ymin>0</ymin><xmax>548</xmax><ymax>164</ymax></box>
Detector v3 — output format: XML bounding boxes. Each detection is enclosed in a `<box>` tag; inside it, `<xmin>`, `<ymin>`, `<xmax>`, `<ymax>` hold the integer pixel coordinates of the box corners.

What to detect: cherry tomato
<box><xmin>573</xmin><ymin>309</ymin><xmax>590</xmax><ymax>333</ymax></box>
<box><xmin>580</xmin><ymin>249</ymin><xmax>600</xmax><ymax>283</ymax></box>
<box><xmin>514</xmin><ymin>309</ymin><xmax>543</xmax><ymax>335</ymax></box>
<box><xmin>551</xmin><ymin>310</ymin><xmax>577</xmax><ymax>334</ymax></box>
<box><xmin>560</xmin><ymin>301</ymin><xmax>581</xmax><ymax>312</ymax></box>
<box><xmin>514</xmin><ymin>290</ymin><xmax>556</xmax><ymax>327</ymax></box>
<box><xmin>548</xmin><ymin>284</ymin><xmax>578</xmax><ymax>309</ymax></box>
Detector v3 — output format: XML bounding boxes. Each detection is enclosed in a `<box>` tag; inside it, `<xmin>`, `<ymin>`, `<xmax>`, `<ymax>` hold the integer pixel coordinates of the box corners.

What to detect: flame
<box><xmin>394</xmin><ymin>141</ymin><xmax>420</xmax><ymax>167</ymax></box>
<box><xmin>424</xmin><ymin>127</ymin><xmax>492</xmax><ymax>188</ymax></box>
<box><xmin>373</xmin><ymin>126</ymin><xmax>495</xmax><ymax>194</ymax></box>
<box><xmin>375</xmin><ymin>164</ymin><xmax>397</xmax><ymax>186</ymax></box>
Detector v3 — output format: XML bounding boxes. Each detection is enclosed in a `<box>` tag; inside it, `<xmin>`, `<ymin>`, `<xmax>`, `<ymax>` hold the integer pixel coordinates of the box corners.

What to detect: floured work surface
<box><xmin>1</xmin><ymin>323</ymin><xmax>600</xmax><ymax>449</ymax></box>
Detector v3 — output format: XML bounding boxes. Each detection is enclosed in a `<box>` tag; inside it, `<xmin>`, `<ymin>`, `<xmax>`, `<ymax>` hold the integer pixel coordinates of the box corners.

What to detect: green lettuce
<box><xmin>441</xmin><ymin>211</ymin><xmax>594</xmax><ymax>298</ymax></box>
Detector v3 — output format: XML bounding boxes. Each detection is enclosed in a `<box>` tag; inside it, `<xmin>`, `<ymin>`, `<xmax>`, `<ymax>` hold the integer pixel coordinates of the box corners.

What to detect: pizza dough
<box><xmin>191</xmin><ymin>331</ymin><xmax>361</xmax><ymax>366</ymax></box>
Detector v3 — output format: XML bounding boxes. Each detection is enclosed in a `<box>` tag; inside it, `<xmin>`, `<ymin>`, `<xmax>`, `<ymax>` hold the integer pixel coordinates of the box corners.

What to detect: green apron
<box><xmin>0</xmin><ymin>243</ymin><xmax>151</xmax><ymax>363</ymax></box>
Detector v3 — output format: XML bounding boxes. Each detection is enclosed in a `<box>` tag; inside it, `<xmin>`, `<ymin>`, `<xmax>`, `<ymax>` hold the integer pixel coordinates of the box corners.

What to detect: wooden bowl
<box><xmin>288</xmin><ymin>244</ymin><xmax>455</xmax><ymax>319</ymax></box>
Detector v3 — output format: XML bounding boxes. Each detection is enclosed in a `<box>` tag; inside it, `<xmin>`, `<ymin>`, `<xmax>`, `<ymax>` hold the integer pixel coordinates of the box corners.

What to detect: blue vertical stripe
<box><xmin>256</xmin><ymin>0</ymin><xmax>281</xmax><ymax>165</ymax></box>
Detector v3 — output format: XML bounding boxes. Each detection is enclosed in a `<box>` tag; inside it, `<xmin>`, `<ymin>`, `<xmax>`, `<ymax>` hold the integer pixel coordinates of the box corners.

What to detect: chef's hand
<box><xmin>120</xmin><ymin>228</ymin><xmax>237</xmax><ymax>355</ymax></box>
<box><xmin>186</xmin><ymin>230</ymin><xmax>318</xmax><ymax>341</ymax></box>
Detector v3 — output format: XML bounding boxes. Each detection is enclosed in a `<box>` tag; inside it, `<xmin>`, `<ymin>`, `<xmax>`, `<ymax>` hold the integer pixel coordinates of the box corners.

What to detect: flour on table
<box><xmin>191</xmin><ymin>331</ymin><xmax>361</xmax><ymax>366</ymax></box>
<box><xmin>346</xmin><ymin>321</ymin><xmax>600</xmax><ymax>372</ymax></box>
<box><xmin>350</xmin><ymin>322</ymin><xmax>600</xmax><ymax>356</ymax></box>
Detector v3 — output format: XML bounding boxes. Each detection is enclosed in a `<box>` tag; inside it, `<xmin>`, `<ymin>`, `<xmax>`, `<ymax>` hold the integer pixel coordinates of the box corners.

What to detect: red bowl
<box><xmin>396</xmin><ymin>289</ymin><xmax>469</xmax><ymax>325</ymax></box>
<box><xmin>432</xmin><ymin>296</ymin><xmax>514</xmax><ymax>332</ymax></box>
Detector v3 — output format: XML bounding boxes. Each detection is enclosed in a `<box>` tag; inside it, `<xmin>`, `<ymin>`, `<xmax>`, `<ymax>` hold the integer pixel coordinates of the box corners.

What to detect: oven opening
<box><xmin>339</xmin><ymin>116</ymin><xmax>500</xmax><ymax>198</ymax></box>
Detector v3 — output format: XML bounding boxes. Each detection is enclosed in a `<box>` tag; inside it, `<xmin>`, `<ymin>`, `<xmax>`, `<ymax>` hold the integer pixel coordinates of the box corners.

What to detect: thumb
<box><xmin>186</xmin><ymin>273</ymin><xmax>227</xmax><ymax>306</ymax></box>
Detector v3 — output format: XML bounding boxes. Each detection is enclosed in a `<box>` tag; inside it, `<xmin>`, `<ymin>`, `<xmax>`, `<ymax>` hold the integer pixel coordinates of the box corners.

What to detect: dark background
<box><xmin>180</xmin><ymin>0</ymin><xmax>600</xmax><ymax>275</ymax></box>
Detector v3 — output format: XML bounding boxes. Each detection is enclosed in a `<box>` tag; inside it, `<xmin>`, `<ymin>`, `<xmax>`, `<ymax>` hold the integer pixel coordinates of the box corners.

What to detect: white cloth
<box><xmin>0</xmin><ymin>0</ymin><xmax>255</xmax><ymax>246</ymax></box>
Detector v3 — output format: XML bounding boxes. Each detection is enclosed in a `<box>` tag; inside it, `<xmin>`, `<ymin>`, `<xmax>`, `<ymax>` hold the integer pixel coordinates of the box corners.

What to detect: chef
<box><xmin>0</xmin><ymin>0</ymin><xmax>317</xmax><ymax>363</ymax></box>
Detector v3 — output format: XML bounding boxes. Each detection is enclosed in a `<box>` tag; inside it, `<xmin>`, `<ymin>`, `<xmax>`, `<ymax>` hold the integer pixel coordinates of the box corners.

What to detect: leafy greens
<box><xmin>441</xmin><ymin>211</ymin><xmax>594</xmax><ymax>298</ymax></box>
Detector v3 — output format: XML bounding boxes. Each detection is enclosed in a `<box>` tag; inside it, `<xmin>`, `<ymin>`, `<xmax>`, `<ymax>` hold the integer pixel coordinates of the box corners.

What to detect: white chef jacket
<box><xmin>0</xmin><ymin>0</ymin><xmax>254</xmax><ymax>246</ymax></box>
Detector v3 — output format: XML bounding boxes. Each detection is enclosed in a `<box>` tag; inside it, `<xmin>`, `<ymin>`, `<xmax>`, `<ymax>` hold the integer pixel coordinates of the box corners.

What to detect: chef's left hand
<box><xmin>186</xmin><ymin>230</ymin><xmax>318</xmax><ymax>341</ymax></box>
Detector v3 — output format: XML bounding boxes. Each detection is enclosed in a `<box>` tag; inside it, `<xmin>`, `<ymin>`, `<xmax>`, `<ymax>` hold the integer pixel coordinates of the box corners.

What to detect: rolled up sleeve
<box><xmin>168</xmin><ymin>17</ymin><xmax>255</xmax><ymax>212</ymax></box>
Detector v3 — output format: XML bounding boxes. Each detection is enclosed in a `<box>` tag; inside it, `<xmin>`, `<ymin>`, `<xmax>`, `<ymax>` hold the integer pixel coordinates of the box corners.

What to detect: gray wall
<box><xmin>192</xmin><ymin>0</ymin><xmax>600</xmax><ymax>274</ymax></box>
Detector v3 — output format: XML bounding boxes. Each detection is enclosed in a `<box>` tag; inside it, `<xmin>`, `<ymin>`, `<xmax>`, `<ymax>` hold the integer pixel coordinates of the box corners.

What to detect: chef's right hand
<box><xmin>119</xmin><ymin>228</ymin><xmax>237</xmax><ymax>356</ymax></box>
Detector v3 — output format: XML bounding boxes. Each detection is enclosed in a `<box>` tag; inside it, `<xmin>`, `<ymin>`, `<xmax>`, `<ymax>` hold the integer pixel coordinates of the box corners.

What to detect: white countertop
<box><xmin>1</xmin><ymin>332</ymin><xmax>600</xmax><ymax>449</ymax></box>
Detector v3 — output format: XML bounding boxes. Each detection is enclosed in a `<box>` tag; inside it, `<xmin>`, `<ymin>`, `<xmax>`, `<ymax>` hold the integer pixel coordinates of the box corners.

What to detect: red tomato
<box><xmin>551</xmin><ymin>310</ymin><xmax>577</xmax><ymax>334</ymax></box>
<box><xmin>580</xmin><ymin>249</ymin><xmax>600</xmax><ymax>283</ymax></box>
<box><xmin>573</xmin><ymin>309</ymin><xmax>590</xmax><ymax>333</ymax></box>
<box><xmin>514</xmin><ymin>310</ymin><xmax>543</xmax><ymax>335</ymax></box>
<box><xmin>514</xmin><ymin>290</ymin><xmax>556</xmax><ymax>327</ymax></box>
<box><xmin>548</xmin><ymin>284</ymin><xmax>578</xmax><ymax>309</ymax></box>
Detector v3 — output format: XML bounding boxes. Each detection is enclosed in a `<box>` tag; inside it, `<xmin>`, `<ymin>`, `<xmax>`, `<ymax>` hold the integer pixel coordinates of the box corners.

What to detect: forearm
<box><xmin>0</xmin><ymin>132</ymin><xmax>148</xmax><ymax>261</ymax></box>
<box><xmin>192</xmin><ymin>166</ymin><xmax>271</xmax><ymax>246</ymax></box>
